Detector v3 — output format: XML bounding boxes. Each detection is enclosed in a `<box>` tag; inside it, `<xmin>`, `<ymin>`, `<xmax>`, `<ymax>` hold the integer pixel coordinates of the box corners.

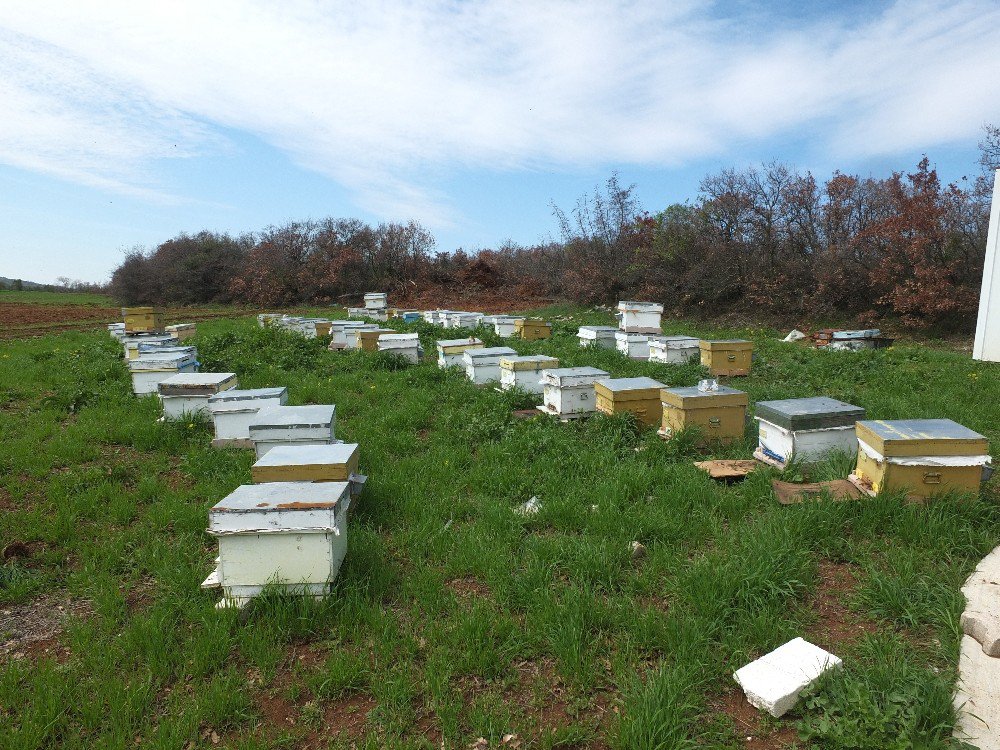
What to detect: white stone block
<box><xmin>733</xmin><ymin>637</ymin><xmax>842</xmax><ymax>718</ymax></box>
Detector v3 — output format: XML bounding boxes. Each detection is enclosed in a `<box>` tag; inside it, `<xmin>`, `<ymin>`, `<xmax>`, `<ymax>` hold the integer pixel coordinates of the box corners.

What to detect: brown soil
<box><xmin>713</xmin><ymin>689</ymin><xmax>801</xmax><ymax>748</ymax></box>
<box><xmin>446</xmin><ymin>575</ymin><xmax>493</xmax><ymax>601</ymax></box>
<box><xmin>0</xmin><ymin>302</ymin><xmax>241</xmax><ymax>340</ymax></box>
<box><xmin>805</xmin><ymin>560</ymin><xmax>878</xmax><ymax>651</ymax></box>
<box><xmin>0</xmin><ymin>593</ymin><xmax>93</xmax><ymax>661</ymax></box>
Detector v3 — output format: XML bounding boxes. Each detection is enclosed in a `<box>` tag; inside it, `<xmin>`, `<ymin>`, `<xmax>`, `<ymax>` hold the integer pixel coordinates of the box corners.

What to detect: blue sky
<box><xmin>1</xmin><ymin>0</ymin><xmax>998</xmax><ymax>284</ymax></box>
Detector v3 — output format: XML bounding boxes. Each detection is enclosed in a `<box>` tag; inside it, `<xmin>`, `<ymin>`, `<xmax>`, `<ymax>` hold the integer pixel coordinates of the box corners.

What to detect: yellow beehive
<box><xmin>594</xmin><ymin>377</ymin><xmax>666</xmax><ymax>427</ymax></box>
<box><xmin>251</xmin><ymin>443</ymin><xmax>360</xmax><ymax>483</ymax></box>
<box><xmin>122</xmin><ymin>306</ymin><xmax>165</xmax><ymax>334</ymax></box>
<box><xmin>356</xmin><ymin>328</ymin><xmax>394</xmax><ymax>351</ymax></box>
<box><xmin>314</xmin><ymin>321</ymin><xmax>332</xmax><ymax>337</ymax></box>
<box><xmin>515</xmin><ymin>318</ymin><xmax>552</xmax><ymax>341</ymax></box>
<box><xmin>659</xmin><ymin>385</ymin><xmax>748</xmax><ymax>443</ymax></box>
<box><xmin>699</xmin><ymin>340</ymin><xmax>753</xmax><ymax>377</ymax></box>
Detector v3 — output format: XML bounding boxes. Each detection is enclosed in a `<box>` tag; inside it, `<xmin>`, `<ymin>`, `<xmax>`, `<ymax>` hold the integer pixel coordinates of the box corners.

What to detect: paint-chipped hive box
<box><xmin>364</xmin><ymin>292</ymin><xmax>388</xmax><ymax>309</ymax></box>
<box><xmin>616</xmin><ymin>332</ymin><xmax>663</xmax><ymax>360</ymax></box>
<box><xmin>616</xmin><ymin>301</ymin><xmax>663</xmax><ymax>334</ymax></box>
<box><xmin>436</xmin><ymin>337</ymin><xmax>483</xmax><ymax>368</ymax></box>
<box><xmin>595</xmin><ymin>377</ymin><xmax>667</xmax><ymax>427</ymax></box>
<box><xmin>208</xmin><ymin>387</ymin><xmax>288</xmax><ymax>447</ymax></box>
<box><xmin>754</xmin><ymin>397</ymin><xmax>865</xmax><ymax>466</ymax></box>
<box><xmin>514</xmin><ymin>318</ymin><xmax>552</xmax><ymax>341</ymax></box>
<box><xmin>577</xmin><ymin>325</ymin><xmax>618</xmax><ymax>349</ymax></box>
<box><xmin>127</xmin><ymin>348</ymin><xmax>198</xmax><ymax>395</ymax></box>
<box><xmin>649</xmin><ymin>336</ymin><xmax>700</xmax><ymax>364</ymax></box>
<box><xmin>251</xmin><ymin>443</ymin><xmax>361</xmax><ymax>484</ymax></box>
<box><xmin>202</xmin><ymin>481</ymin><xmax>350</xmax><ymax>608</ymax></box>
<box><xmin>700</xmin><ymin>339</ymin><xmax>754</xmax><ymax>376</ymax></box>
<box><xmin>852</xmin><ymin>419</ymin><xmax>991</xmax><ymax>498</ymax></box>
<box><xmin>659</xmin><ymin>385</ymin><xmax>748</xmax><ymax>443</ymax></box>
<box><xmin>122</xmin><ymin>306</ymin><xmax>165</xmax><ymax>334</ymax></box>
<box><xmin>248</xmin><ymin>404</ymin><xmax>337</xmax><ymax>458</ymax></box>
<box><xmin>158</xmin><ymin>372</ymin><xmax>238</xmax><ymax>420</ymax></box>
<box><xmin>377</xmin><ymin>332</ymin><xmax>421</xmax><ymax>364</ymax></box>
<box><xmin>498</xmin><ymin>355</ymin><xmax>560</xmax><ymax>394</ymax></box>
<box><xmin>165</xmin><ymin>323</ymin><xmax>196</xmax><ymax>341</ymax></box>
<box><xmin>538</xmin><ymin>367</ymin><xmax>609</xmax><ymax>418</ymax></box>
<box><xmin>464</xmin><ymin>346</ymin><xmax>518</xmax><ymax>385</ymax></box>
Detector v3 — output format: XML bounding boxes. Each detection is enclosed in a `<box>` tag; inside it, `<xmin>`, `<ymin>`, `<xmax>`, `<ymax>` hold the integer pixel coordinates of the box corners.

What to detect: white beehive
<box><xmin>123</xmin><ymin>334</ymin><xmax>178</xmax><ymax>360</ymax></box>
<box><xmin>448</xmin><ymin>312</ymin><xmax>483</xmax><ymax>329</ymax></box>
<box><xmin>494</xmin><ymin>316</ymin><xmax>523</xmax><ymax>337</ymax></box>
<box><xmin>342</xmin><ymin>323</ymin><xmax>382</xmax><ymax>350</ymax></box>
<box><xmin>364</xmin><ymin>292</ymin><xmax>388</xmax><ymax>309</ymax></box>
<box><xmin>249</xmin><ymin>404</ymin><xmax>337</xmax><ymax>458</ymax></box>
<box><xmin>346</xmin><ymin>307</ymin><xmax>369</xmax><ymax>319</ymax></box>
<box><xmin>328</xmin><ymin>321</ymin><xmax>370</xmax><ymax>350</ymax></box>
<box><xmin>616</xmin><ymin>301</ymin><xmax>664</xmax><ymax>334</ymax></box>
<box><xmin>128</xmin><ymin>349</ymin><xmax>199</xmax><ymax>396</ymax></box>
<box><xmin>538</xmin><ymin>367</ymin><xmax>610</xmax><ymax>418</ymax></box>
<box><xmin>754</xmin><ymin>397</ymin><xmax>865</xmax><ymax>467</ymax></box>
<box><xmin>648</xmin><ymin>336</ymin><xmax>700</xmax><ymax>364</ymax></box>
<box><xmin>202</xmin><ymin>481</ymin><xmax>350</xmax><ymax>608</ymax></box>
<box><xmin>616</xmin><ymin>332</ymin><xmax>666</xmax><ymax>360</ymax></box>
<box><xmin>436</xmin><ymin>337</ymin><xmax>483</xmax><ymax>368</ymax></box>
<box><xmin>463</xmin><ymin>346</ymin><xmax>518</xmax><ymax>385</ymax></box>
<box><xmin>108</xmin><ymin>323</ymin><xmax>126</xmax><ymax>340</ymax></box>
<box><xmin>377</xmin><ymin>332</ymin><xmax>421</xmax><ymax>364</ymax></box>
<box><xmin>165</xmin><ymin>323</ymin><xmax>196</xmax><ymax>341</ymax></box>
<box><xmin>257</xmin><ymin>313</ymin><xmax>283</xmax><ymax>328</ymax></box>
<box><xmin>275</xmin><ymin>316</ymin><xmax>303</xmax><ymax>331</ymax></box>
<box><xmin>158</xmin><ymin>372</ymin><xmax>238</xmax><ymax>420</ymax></box>
<box><xmin>499</xmin><ymin>355</ymin><xmax>560</xmax><ymax>394</ymax></box>
<box><xmin>208</xmin><ymin>387</ymin><xmax>289</xmax><ymax>446</ymax></box>
<box><xmin>577</xmin><ymin>325</ymin><xmax>618</xmax><ymax>349</ymax></box>
<box><xmin>297</xmin><ymin>319</ymin><xmax>330</xmax><ymax>338</ymax></box>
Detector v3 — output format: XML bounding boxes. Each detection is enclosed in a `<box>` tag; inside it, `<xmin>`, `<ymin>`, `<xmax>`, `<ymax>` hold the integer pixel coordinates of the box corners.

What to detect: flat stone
<box><xmin>961</xmin><ymin>546</ymin><xmax>1000</xmax><ymax>656</ymax></box>
<box><xmin>733</xmin><ymin>637</ymin><xmax>842</xmax><ymax>718</ymax></box>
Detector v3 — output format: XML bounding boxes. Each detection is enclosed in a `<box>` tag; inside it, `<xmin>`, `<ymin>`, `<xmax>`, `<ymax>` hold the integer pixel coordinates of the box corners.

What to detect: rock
<box><xmin>733</xmin><ymin>637</ymin><xmax>842</xmax><ymax>718</ymax></box>
<box><xmin>630</xmin><ymin>541</ymin><xmax>647</xmax><ymax>560</ymax></box>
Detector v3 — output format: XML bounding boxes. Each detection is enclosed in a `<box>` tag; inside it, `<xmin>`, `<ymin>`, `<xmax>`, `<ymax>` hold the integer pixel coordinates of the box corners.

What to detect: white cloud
<box><xmin>0</xmin><ymin>0</ymin><xmax>998</xmax><ymax>223</ymax></box>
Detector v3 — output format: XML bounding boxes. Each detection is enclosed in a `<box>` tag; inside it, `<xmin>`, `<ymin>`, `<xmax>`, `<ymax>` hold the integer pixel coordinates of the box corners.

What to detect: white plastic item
<box><xmin>733</xmin><ymin>637</ymin><xmax>842</xmax><ymax>718</ymax></box>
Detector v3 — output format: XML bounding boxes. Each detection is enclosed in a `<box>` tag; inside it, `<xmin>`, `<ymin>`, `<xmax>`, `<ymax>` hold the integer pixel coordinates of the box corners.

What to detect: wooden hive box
<box><xmin>252</xmin><ymin>443</ymin><xmax>360</xmax><ymax>483</ymax></box>
<box><xmin>660</xmin><ymin>385</ymin><xmax>748</xmax><ymax>443</ymax></box>
<box><xmin>616</xmin><ymin>301</ymin><xmax>663</xmax><ymax>334</ymax></box>
<box><xmin>754</xmin><ymin>397</ymin><xmax>864</xmax><ymax>466</ymax></box>
<box><xmin>356</xmin><ymin>328</ymin><xmax>394</xmax><ymax>351</ymax></box>
<box><xmin>515</xmin><ymin>318</ymin><xmax>552</xmax><ymax>340</ymax></box>
<box><xmin>127</xmin><ymin>348</ymin><xmax>199</xmax><ymax>395</ymax></box>
<box><xmin>595</xmin><ymin>377</ymin><xmax>666</xmax><ymax>427</ymax></box>
<box><xmin>539</xmin><ymin>367</ymin><xmax>609</xmax><ymax>418</ymax></box>
<box><xmin>578</xmin><ymin>325</ymin><xmax>618</xmax><ymax>349</ymax></box>
<box><xmin>248</xmin><ymin>404</ymin><xmax>336</xmax><ymax>459</ymax></box>
<box><xmin>649</xmin><ymin>336</ymin><xmax>700</xmax><ymax>364</ymax></box>
<box><xmin>122</xmin><ymin>306</ymin><xmax>165</xmax><ymax>334</ymax></box>
<box><xmin>165</xmin><ymin>323</ymin><xmax>196</xmax><ymax>341</ymax></box>
<box><xmin>123</xmin><ymin>334</ymin><xmax>178</xmax><ymax>359</ymax></box>
<box><xmin>158</xmin><ymin>372</ymin><xmax>238</xmax><ymax>420</ymax></box>
<box><xmin>700</xmin><ymin>339</ymin><xmax>754</xmax><ymax>376</ymax></box>
<box><xmin>852</xmin><ymin>419</ymin><xmax>990</xmax><ymax>498</ymax></box>
<box><xmin>499</xmin><ymin>355</ymin><xmax>560</xmax><ymax>394</ymax></box>
<box><xmin>436</xmin><ymin>337</ymin><xmax>483</xmax><ymax>368</ymax></box>
<box><xmin>463</xmin><ymin>346</ymin><xmax>518</xmax><ymax>385</ymax></box>
<box><xmin>494</xmin><ymin>316</ymin><xmax>523</xmax><ymax>337</ymax></box>
<box><xmin>208</xmin><ymin>387</ymin><xmax>288</xmax><ymax>446</ymax></box>
<box><xmin>364</xmin><ymin>292</ymin><xmax>388</xmax><ymax>309</ymax></box>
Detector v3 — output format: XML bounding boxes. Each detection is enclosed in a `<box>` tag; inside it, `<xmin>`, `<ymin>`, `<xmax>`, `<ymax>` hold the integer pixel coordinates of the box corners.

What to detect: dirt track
<box><xmin>0</xmin><ymin>302</ymin><xmax>237</xmax><ymax>340</ymax></box>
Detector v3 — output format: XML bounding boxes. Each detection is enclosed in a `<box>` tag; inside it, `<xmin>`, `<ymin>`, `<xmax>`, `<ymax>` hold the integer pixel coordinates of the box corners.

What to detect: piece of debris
<box><xmin>694</xmin><ymin>460</ymin><xmax>759</xmax><ymax>482</ymax></box>
<box><xmin>630</xmin><ymin>541</ymin><xmax>647</xmax><ymax>560</ymax></box>
<box><xmin>771</xmin><ymin>479</ymin><xmax>861</xmax><ymax>505</ymax></box>
<box><xmin>783</xmin><ymin>329</ymin><xmax>807</xmax><ymax>342</ymax></box>
<box><xmin>733</xmin><ymin>637</ymin><xmax>842</xmax><ymax>717</ymax></box>
<box><xmin>516</xmin><ymin>496</ymin><xmax>541</xmax><ymax>516</ymax></box>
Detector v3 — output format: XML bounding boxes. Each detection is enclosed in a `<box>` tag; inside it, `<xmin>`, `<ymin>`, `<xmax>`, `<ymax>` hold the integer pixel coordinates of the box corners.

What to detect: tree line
<box><xmin>109</xmin><ymin>153</ymin><xmax>996</xmax><ymax>330</ymax></box>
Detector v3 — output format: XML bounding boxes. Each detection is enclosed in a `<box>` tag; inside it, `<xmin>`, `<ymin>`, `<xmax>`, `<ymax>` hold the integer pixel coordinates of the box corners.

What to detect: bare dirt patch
<box><xmin>713</xmin><ymin>688</ymin><xmax>801</xmax><ymax>748</ymax></box>
<box><xmin>446</xmin><ymin>575</ymin><xmax>493</xmax><ymax>601</ymax></box>
<box><xmin>0</xmin><ymin>593</ymin><xmax>93</xmax><ymax>661</ymax></box>
<box><xmin>806</xmin><ymin>560</ymin><xmax>878</xmax><ymax>652</ymax></box>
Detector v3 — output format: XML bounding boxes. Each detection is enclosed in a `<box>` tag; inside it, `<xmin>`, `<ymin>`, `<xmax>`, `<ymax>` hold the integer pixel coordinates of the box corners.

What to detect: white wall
<box><xmin>974</xmin><ymin>170</ymin><xmax>1000</xmax><ymax>362</ymax></box>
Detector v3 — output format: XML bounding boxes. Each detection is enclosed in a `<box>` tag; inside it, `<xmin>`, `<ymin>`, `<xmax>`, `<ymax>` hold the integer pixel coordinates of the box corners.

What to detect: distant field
<box><xmin>1</xmin><ymin>304</ymin><xmax>998</xmax><ymax>748</ymax></box>
<box><xmin>0</xmin><ymin>290</ymin><xmax>114</xmax><ymax>306</ymax></box>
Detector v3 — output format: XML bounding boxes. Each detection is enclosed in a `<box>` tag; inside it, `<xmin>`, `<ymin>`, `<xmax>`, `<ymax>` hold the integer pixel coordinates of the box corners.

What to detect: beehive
<box><xmin>123</xmin><ymin>334</ymin><xmax>178</xmax><ymax>360</ymax></box>
<box><xmin>578</xmin><ymin>325</ymin><xmax>618</xmax><ymax>349</ymax></box>
<box><xmin>464</xmin><ymin>347</ymin><xmax>518</xmax><ymax>385</ymax></box>
<box><xmin>158</xmin><ymin>372</ymin><xmax>238</xmax><ymax>420</ymax></box>
<box><xmin>328</xmin><ymin>321</ymin><xmax>371</xmax><ymax>350</ymax></box>
<box><xmin>538</xmin><ymin>367</ymin><xmax>609</xmax><ymax>418</ymax></box>
<box><xmin>257</xmin><ymin>313</ymin><xmax>283</xmax><ymax>328</ymax></box>
<box><xmin>203</xmin><ymin>481</ymin><xmax>350</xmax><ymax>608</ymax></box>
<box><xmin>659</xmin><ymin>385</ymin><xmax>748</xmax><ymax>443</ymax></box>
<box><xmin>813</xmin><ymin>329</ymin><xmax>885</xmax><ymax>351</ymax></box>
<box><xmin>122</xmin><ymin>306</ymin><xmax>165</xmax><ymax>334</ymax></box>
<box><xmin>108</xmin><ymin>322</ymin><xmax>126</xmax><ymax>340</ymax></box>
<box><xmin>165</xmin><ymin>323</ymin><xmax>196</xmax><ymax>341</ymax></box>
<box><xmin>700</xmin><ymin>340</ymin><xmax>754</xmax><ymax>376</ymax></box>
<box><xmin>355</xmin><ymin>328</ymin><xmax>394</xmax><ymax>351</ymax></box>
<box><xmin>515</xmin><ymin>318</ymin><xmax>552</xmax><ymax>340</ymax></box>
<box><xmin>449</xmin><ymin>312</ymin><xmax>484</xmax><ymax>329</ymax></box>
<box><xmin>208</xmin><ymin>387</ymin><xmax>288</xmax><ymax>446</ymax></box>
<box><xmin>648</xmin><ymin>336</ymin><xmax>700</xmax><ymax>364</ymax></box>
<box><xmin>248</xmin><ymin>404</ymin><xmax>337</xmax><ymax>458</ymax></box>
<box><xmin>377</xmin><ymin>332</ymin><xmax>421</xmax><ymax>364</ymax></box>
<box><xmin>251</xmin><ymin>443</ymin><xmax>360</xmax><ymax>483</ymax></box>
<box><xmin>616</xmin><ymin>301</ymin><xmax>663</xmax><ymax>334</ymax></box>
<box><xmin>401</xmin><ymin>311</ymin><xmax>423</xmax><ymax>323</ymax></box>
<box><xmin>275</xmin><ymin>316</ymin><xmax>303</xmax><ymax>331</ymax></box>
<box><xmin>128</xmin><ymin>349</ymin><xmax>199</xmax><ymax>395</ymax></box>
<box><xmin>364</xmin><ymin>292</ymin><xmax>388</xmax><ymax>309</ymax></box>
<box><xmin>346</xmin><ymin>307</ymin><xmax>369</xmax><ymax>319</ymax></box>
<box><xmin>852</xmin><ymin>419</ymin><xmax>990</xmax><ymax>498</ymax></box>
<box><xmin>498</xmin><ymin>355</ymin><xmax>560</xmax><ymax>394</ymax></box>
<box><xmin>595</xmin><ymin>377</ymin><xmax>666</xmax><ymax>427</ymax></box>
<box><xmin>297</xmin><ymin>319</ymin><xmax>331</xmax><ymax>338</ymax></box>
<box><xmin>753</xmin><ymin>397</ymin><xmax>864</xmax><ymax>466</ymax></box>
<box><xmin>616</xmin><ymin>332</ymin><xmax>663</xmax><ymax>360</ymax></box>
<box><xmin>494</xmin><ymin>316</ymin><xmax>523</xmax><ymax>337</ymax></box>
<box><xmin>436</xmin><ymin>337</ymin><xmax>483</xmax><ymax>368</ymax></box>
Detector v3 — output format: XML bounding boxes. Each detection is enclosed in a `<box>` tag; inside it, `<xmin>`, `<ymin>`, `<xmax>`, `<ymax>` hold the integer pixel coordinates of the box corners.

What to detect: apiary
<box><xmin>616</xmin><ymin>301</ymin><xmax>663</xmax><ymax>334</ymax></box>
<box><xmin>700</xmin><ymin>339</ymin><xmax>754</xmax><ymax>376</ymax></box>
<box><xmin>356</xmin><ymin>328</ymin><xmax>394</xmax><ymax>351</ymax></box>
<box><xmin>615</xmin><ymin>332</ymin><xmax>664</xmax><ymax>360</ymax></box>
<box><xmin>753</xmin><ymin>397</ymin><xmax>865</xmax><ymax>467</ymax></box>
<box><xmin>538</xmin><ymin>367</ymin><xmax>609</xmax><ymax>418</ymax></box>
<box><xmin>208</xmin><ymin>387</ymin><xmax>288</xmax><ymax>447</ymax></box>
<box><xmin>578</xmin><ymin>325</ymin><xmax>618</xmax><ymax>349</ymax></box>
<box><xmin>158</xmin><ymin>372</ymin><xmax>239</xmax><ymax>420</ymax></box>
<box><xmin>251</xmin><ymin>443</ymin><xmax>360</xmax><ymax>483</ymax></box>
<box><xmin>659</xmin><ymin>384</ymin><xmax>748</xmax><ymax>443</ymax></box>
<box><xmin>122</xmin><ymin>306</ymin><xmax>165</xmax><ymax>334</ymax></box>
<box><xmin>275</xmin><ymin>316</ymin><xmax>303</xmax><ymax>331</ymax></box>
<box><xmin>494</xmin><ymin>316</ymin><xmax>523</xmax><ymax>337</ymax></box>
<box><xmin>165</xmin><ymin>323</ymin><xmax>196</xmax><ymax>341</ymax></box>
<box><xmin>364</xmin><ymin>292</ymin><xmax>388</xmax><ymax>309</ymax></box>
<box><xmin>257</xmin><ymin>313</ymin><xmax>283</xmax><ymax>328</ymax></box>
<box><xmin>347</xmin><ymin>307</ymin><xmax>369</xmax><ymax>319</ymax></box>
<box><xmin>377</xmin><ymin>332</ymin><xmax>421</xmax><ymax>363</ymax></box>
<box><xmin>123</xmin><ymin>334</ymin><xmax>178</xmax><ymax>359</ymax></box>
<box><xmin>249</xmin><ymin>404</ymin><xmax>337</xmax><ymax>458</ymax></box>
<box><xmin>463</xmin><ymin>346</ymin><xmax>518</xmax><ymax>385</ymax></box>
<box><xmin>498</xmin><ymin>355</ymin><xmax>560</xmax><ymax>394</ymax></box>
<box><xmin>595</xmin><ymin>377</ymin><xmax>667</xmax><ymax>427</ymax></box>
<box><xmin>328</xmin><ymin>321</ymin><xmax>370</xmax><ymax>350</ymax></box>
<box><xmin>108</xmin><ymin>322</ymin><xmax>126</xmax><ymax>340</ymax></box>
<box><xmin>202</xmin><ymin>481</ymin><xmax>350</xmax><ymax>608</ymax></box>
<box><xmin>449</xmin><ymin>312</ymin><xmax>484</xmax><ymax>329</ymax></box>
<box><xmin>436</xmin><ymin>337</ymin><xmax>483</xmax><ymax>368</ymax></box>
<box><xmin>851</xmin><ymin>419</ymin><xmax>991</xmax><ymax>498</ymax></box>
<box><xmin>649</xmin><ymin>336</ymin><xmax>700</xmax><ymax>364</ymax></box>
<box><xmin>342</xmin><ymin>324</ymin><xmax>381</xmax><ymax>350</ymax></box>
<box><xmin>128</xmin><ymin>349</ymin><xmax>199</xmax><ymax>395</ymax></box>
<box><xmin>515</xmin><ymin>318</ymin><xmax>552</xmax><ymax>340</ymax></box>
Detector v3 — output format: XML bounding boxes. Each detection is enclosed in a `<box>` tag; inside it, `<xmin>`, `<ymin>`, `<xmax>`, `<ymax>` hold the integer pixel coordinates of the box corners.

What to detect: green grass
<box><xmin>0</xmin><ymin>306</ymin><xmax>997</xmax><ymax>749</ymax></box>
<box><xmin>0</xmin><ymin>290</ymin><xmax>115</xmax><ymax>306</ymax></box>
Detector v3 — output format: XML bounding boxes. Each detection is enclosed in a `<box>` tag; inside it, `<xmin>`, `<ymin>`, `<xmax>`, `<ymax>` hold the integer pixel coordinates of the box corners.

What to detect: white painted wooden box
<box><xmin>108</xmin><ymin>323</ymin><xmax>126</xmax><ymax>340</ymax></box>
<box><xmin>616</xmin><ymin>301</ymin><xmax>663</xmax><ymax>334</ymax></box>
<box><xmin>436</xmin><ymin>337</ymin><xmax>483</xmax><ymax>368</ymax></box>
<box><xmin>343</xmin><ymin>324</ymin><xmax>381</xmax><ymax>350</ymax></box>
<box><xmin>499</xmin><ymin>355</ymin><xmax>560</xmax><ymax>394</ymax></box>
<box><xmin>364</xmin><ymin>292</ymin><xmax>388</xmax><ymax>309</ymax></box>
<box><xmin>377</xmin><ymin>332</ymin><xmax>421</xmax><ymax>364</ymax></box>
<box><xmin>274</xmin><ymin>316</ymin><xmax>303</xmax><ymax>331</ymax></box>
<box><xmin>754</xmin><ymin>397</ymin><xmax>865</xmax><ymax>466</ymax></box>
<box><xmin>346</xmin><ymin>307</ymin><xmax>369</xmax><ymax>319</ymax></box>
<box><xmin>449</xmin><ymin>312</ymin><xmax>483</xmax><ymax>329</ymax></box>
<box><xmin>328</xmin><ymin>321</ymin><xmax>369</xmax><ymax>350</ymax></box>
<box><xmin>578</xmin><ymin>325</ymin><xmax>618</xmax><ymax>349</ymax></box>
<box><xmin>463</xmin><ymin>347</ymin><xmax>517</xmax><ymax>385</ymax></box>
<box><xmin>257</xmin><ymin>313</ymin><xmax>283</xmax><ymax>328</ymax></box>
<box><xmin>249</xmin><ymin>404</ymin><xmax>337</xmax><ymax>458</ymax></box>
<box><xmin>123</xmin><ymin>334</ymin><xmax>178</xmax><ymax>360</ymax></box>
<box><xmin>648</xmin><ymin>336</ymin><xmax>700</xmax><ymax>364</ymax></box>
<box><xmin>494</xmin><ymin>317</ymin><xmax>523</xmax><ymax>337</ymax></box>
<box><xmin>165</xmin><ymin>323</ymin><xmax>196</xmax><ymax>341</ymax></box>
<box><xmin>616</xmin><ymin>332</ymin><xmax>665</xmax><ymax>360</ymax></box>
<box><xmin>539</xmin><ymin>367</ymin><xmax>610</xmax><ymax>417</ymax></box>
<box><xmin>297</xmin><ymin>319</ymin><xmax>329</xmax><ymax>338</ymax></box>
<box><xmin>158</xmin><ymin>372</ymin><xmax>238</xmax><ymax>420</ymax></box>
<box><xmin>203</xmin><ymin>481</ymin><xmax>350</xmax><ymax>607</ymax></box>
<box><xmin>128</xmin><ymin>350</ymin><xmax>199</xmax><ymax>395</ymax></box>
<box><xmin>208</xmin><ymin>387</ymin><xmax>288</xmax><ymax>445</ymax></box>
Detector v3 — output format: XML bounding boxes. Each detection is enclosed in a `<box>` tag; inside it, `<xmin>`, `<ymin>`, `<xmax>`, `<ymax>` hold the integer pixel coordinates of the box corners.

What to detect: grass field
<box><xmin>1</xmin><ymin>304</ymin><xmax>998</xmax><ymax>749</ymax></box>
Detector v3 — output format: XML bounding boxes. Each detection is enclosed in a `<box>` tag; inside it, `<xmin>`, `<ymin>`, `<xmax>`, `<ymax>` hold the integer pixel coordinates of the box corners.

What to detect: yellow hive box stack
<box><xmin>594</xmin><ymin>377</ymin><xmax>666</xmax><ymax>427</ymax></box>
<box><xmin>852</xmin><ymin>419</ymin><xmax>990</xmax><ymax>498</ymax></box>
<box><xmin>122</xmin><ymin>306</ymin><xmax>165</xmax><ymax>334</ymax></box>
<box><xmin>515</xmin><ymin>318</ymin><xmax>552</xmax><ymax>341</ymax></box>
<box><xmin>700</xmin><ymin>339</ymin><xmax>753</xmax><ymax>377</ymax></box>
<box><xmin>251</xmin><ymin>443</ymin><xmax>361</xmax><ymax>483</ymax></box>
<box><xmin>659</xmin><ymin>385</ymin><xmax>748</xmax><ymax>443</ymax></box>
<box><xmin>356</xmin><ymin>328</ymin><xmax>394</xmax><ymax>351</ymax></box>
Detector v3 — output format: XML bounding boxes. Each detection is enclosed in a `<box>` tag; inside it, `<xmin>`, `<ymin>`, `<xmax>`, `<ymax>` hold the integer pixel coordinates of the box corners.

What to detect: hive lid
<box><xmin>253</xmin><ymin>443</ymin><xmax>358</xmax><ymax>469</ymax></box>
<box><xmin>661</xmin><ymin>385</ymin><xmax>749</xmax><ymax>409</ymax></box>
<box><xmin>437</xmin><ymin>337</ymin><xmax>483</xmax><ymax>349</ymax></box>
<box><xmin>249</xmin><ymin>405</ymin><xmax>335</xmax><ymax>430</ymax></box>
<box><xmin>699</xmin><ymin>339</ymin><xmax>753</xmax><ymax>351</ymax></box>
<box><xmin>500</xmin><ymin>355</ymin><xmax>560</xmax><ymax>371</ymax></box>
<box><xmin>541</xmin><ymin>367</ymin><xmax>609</xmax><ymax>386</ymax></box>
<box><xmin>595</xmin><ymin>377</ymin><xmax>666</xmax><ymax>401</ymax></box>
<box><xmin>158</xmin><ymin>372</ymin><xmax>237</xmax><ymax>396</ymax></box>
<box><xmin>856</xmin><ymin>419</ymin><xmax>989</xmax><ymax>457</ymax></box>
<box><xmin>578</xmin><ymin>325</ymin><xmax>618</xmax><ymax>335</ymax></box>
<box><xmin>650</xmin><ymin>336</ymin><xmax>700</xmax><ymax>349</ymax></box>
<box><xmin>464</xmin><ymin>346</ymin><xmax>517</xmax><ymax>362</ymax></box>
<box><xmin>208</xmin><ymin>387</ymin><xmax>287</xmax><ymax>411</ymax></box>
<box><xmin>755</xmin><ymin>397</ymin><xmax>864</xmax><ymax>431</ymax></box>
<box><xmin>128</xmin><ymin>352</ymin><xmax>197</xmax><ymax>370</ymax></box>
<box><xmin>209</xmin><ymin>481</ymin><xmax>350</xmax><ymax>534</ymax></box>
<box><xmin>616</xmin><ymin>301</ymin><xmax>664</xmax><ymax>313</ymax></box>
<box><xmin>517</xmin><ymin>318</ymin><xmax>550</xmax><ymax>326</ymax></box>
<box><xmin>379</xmin><ymin>333</ymin><xmax>419</xmax><ymax>342</ymax></box>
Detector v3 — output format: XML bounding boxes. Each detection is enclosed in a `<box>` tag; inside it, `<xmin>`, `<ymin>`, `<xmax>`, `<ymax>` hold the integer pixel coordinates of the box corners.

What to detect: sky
<box><xmin>1</xmin><ymin>0</ymin><xmax>999</xmax><ymax>284</ymax></box>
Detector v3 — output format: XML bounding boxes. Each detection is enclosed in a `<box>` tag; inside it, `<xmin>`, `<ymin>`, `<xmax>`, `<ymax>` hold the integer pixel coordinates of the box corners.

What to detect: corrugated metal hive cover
<box><xmin>250</xmin><ymin>405</ymin><xmax>335</xmax><ymax>429</ymax></box>
<box><xmin>755</xmin><ymin>397</ymin><xmax>864</xmax><ymax>431</ymax></box>
<box><xmin>209</xmin><ymin>387</ymin><xmax>288</xmax><ymax>404</ymax></box>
